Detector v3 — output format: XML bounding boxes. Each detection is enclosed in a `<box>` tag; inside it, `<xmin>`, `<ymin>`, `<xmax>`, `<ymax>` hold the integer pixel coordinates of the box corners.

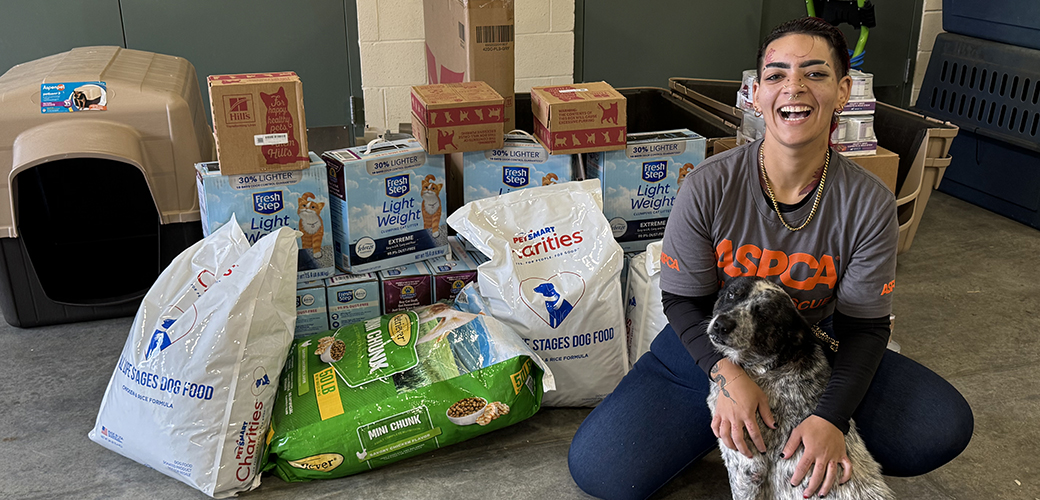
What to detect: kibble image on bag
<box><xmin>263</xmin><ymin>302</ymin><xmax>553</xmax><ymax>481</ymax></box>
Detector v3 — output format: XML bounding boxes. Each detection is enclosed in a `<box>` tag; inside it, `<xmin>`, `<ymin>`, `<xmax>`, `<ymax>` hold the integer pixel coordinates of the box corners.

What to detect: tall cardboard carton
<box><xmin>423</xmin><ymin>0</ymin><xmax>515</xmax><ymax>131</ymax></box>
<box><xmin>208</xmin><ymin>72</ymin><xmax>309</xmax><ymax>175</ymax></box>
<box><xmin>531</xmin><ymin>82</ymin><xmax>627</xmax><ymax>155</ymax></box>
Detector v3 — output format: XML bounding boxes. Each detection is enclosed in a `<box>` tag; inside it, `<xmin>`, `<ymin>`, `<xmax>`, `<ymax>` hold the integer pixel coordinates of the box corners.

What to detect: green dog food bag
<box><xmin>263</xmin><ymin>300</ymin><xmax>554</xmax><ymax>481</ymax></box>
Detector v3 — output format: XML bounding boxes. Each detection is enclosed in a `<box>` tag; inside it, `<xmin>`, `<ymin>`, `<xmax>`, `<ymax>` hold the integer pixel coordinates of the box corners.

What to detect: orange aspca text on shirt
<box><xmin>881</xmin><ymin>280</ymin><xmax>895</xmax><ymax>296</ymax></box>
<box><xmin>661</xmin><ymin>251</ymin><xmax>680</xmax><ymax>271</ymax></box>
<box><xmin>715</xmin><ymin>239</ymin><xmax>838</xmax><ymax>291</ymax></box>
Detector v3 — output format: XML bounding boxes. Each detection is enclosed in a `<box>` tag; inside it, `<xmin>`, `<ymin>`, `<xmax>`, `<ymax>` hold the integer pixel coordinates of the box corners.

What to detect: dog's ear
<box><xmin>768</xmin><ymin>299</ymin><xmax>817</xmax><ymax>365</ymax></box>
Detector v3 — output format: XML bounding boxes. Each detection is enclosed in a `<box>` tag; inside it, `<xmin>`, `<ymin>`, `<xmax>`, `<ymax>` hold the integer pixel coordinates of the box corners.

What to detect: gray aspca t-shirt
<box><xmin>660</xmin><ymin>139</ymin><xmax>898</xmax><ymax>324</ymax></box>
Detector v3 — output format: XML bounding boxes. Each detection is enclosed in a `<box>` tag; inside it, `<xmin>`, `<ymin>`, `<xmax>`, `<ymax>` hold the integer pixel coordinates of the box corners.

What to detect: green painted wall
<box><xmin>0</xmin><ymin>0</ymin><xmax>364</xmax><ymax>131</ymax></box>
<box><xmin>576</xmin><ymin>0</ymin><xmax>924</xmax><ymax>107</ymax></box>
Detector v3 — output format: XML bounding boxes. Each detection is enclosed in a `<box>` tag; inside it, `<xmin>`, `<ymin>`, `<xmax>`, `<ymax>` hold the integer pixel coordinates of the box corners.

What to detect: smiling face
<box><xmin>753</xmin><ymin>34</ymin><xmax>852</xmax><ymax>150</ymax></box>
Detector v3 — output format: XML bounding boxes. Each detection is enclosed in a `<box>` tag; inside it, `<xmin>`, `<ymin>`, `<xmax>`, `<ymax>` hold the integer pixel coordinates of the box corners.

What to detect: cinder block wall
<box><xmin>911</xmin><ymin>0</ymin><xmax>944</xmax><ymax>106</ymax></box>
<box><xmin>357</xmin><ymin>0</ymin><xmax>575</xmax><ymax>133</ymax></box>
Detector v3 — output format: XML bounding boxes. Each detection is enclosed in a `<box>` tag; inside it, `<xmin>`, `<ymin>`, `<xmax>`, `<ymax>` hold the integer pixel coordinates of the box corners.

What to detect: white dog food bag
<box><xmin>89</xmin><ymin>217</ymin><xmax>298</xmax><ymax>498</ymax></box>
<box><xmin>625</xmin><ymin>240</ymin><xmax>668</xmax><ymax>369</ymax></box>
<box><xmin>448</xmin><ymin>179</ymin><xmax>628</xmax><ymax>407</ymax></box>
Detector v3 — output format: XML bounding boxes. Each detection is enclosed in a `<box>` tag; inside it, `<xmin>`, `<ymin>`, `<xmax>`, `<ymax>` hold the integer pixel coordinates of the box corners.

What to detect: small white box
<box><xmin>326</xmin><ymin>273</ymin><xmax>382</xmax><ymax>329</ymax></box>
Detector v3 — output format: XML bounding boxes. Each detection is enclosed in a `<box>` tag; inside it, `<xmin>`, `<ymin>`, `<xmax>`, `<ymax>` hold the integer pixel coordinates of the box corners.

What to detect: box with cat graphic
<box><xmin>196</xmin><ymin>152</ymin><xmax>335</xmax><ymax>282</ymax></box>
<box><xmin>322</xmin><ymin>139</ymin><xmax>450</xmax><ymax>274</ymax></box>
<box><xmin>446</xmin><ymin>132</ymin><xmax>578</xmax><ymax>250</ymax></box>
<box><xmin>585</xmin><ymin>129</ymin><xmax>706</xmax><ymax>252</ymax></box>
<box><xmin>208</xmin><ymin>72</ymin><xmax>309</xmax><ymax>175</ymax></box>
<box><xmin>530</xmin><ymin>82</ymin><xmax>627</xmax><ymax>155</ymax></box>
<box><xmin>411</xmin><ymin>81</ymin><xmax>505</xmax><ymax>155</ymax></box>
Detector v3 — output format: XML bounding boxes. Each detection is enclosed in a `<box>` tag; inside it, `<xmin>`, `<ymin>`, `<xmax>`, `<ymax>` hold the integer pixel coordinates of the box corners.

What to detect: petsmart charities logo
<box><xmin>511</xmin><ymin>225</ymin><xmax>583</xmax><ymax>259</ymax></box>
<box><xmin>234</xmin><ymin>400</ymin><xmax>265</xmax><ymax>482</ymax></box>
<box><xmin>253</xmin><ymin>191</ymin><xmax>284</xmax><ymax>214</ymax></box>
<box><xmin>502</xmin><ymin>166</ymin><xmax>530</xmax><ymax>188</ymax></box>
<box><xmin>642</xmin><ymin>161</ymin><xmax>667</xmax><ymax>183</ymax></box>
<box><xmin>385</xmin><ymin>174</ymin><xmax>410</xmax><ymax>198</ymax></box>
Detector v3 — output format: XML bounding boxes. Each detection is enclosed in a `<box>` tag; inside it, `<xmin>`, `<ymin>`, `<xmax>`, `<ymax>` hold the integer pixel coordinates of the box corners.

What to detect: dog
<box><xmin>706</xmin><ymin>276</ymin><xmax>893</xmax><ymax>500</ymax></box>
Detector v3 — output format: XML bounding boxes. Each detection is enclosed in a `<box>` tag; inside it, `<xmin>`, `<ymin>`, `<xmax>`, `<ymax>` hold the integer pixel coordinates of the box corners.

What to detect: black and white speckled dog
<box><xmin>706</xmin><ymin>276</ymin><xmax>893</xmax><ymax>500</ymax></box>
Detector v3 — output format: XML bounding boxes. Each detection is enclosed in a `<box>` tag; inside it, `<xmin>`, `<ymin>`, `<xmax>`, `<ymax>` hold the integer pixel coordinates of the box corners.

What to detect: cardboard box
<box><xmin>208</xmin><ymin>72</ymin><xmax>309</xmax><ymax>175</ymax></box>
<box><xmin>322</xmin><ymin>139</ymin><xmax>449</xmax><ymax>274</ymax></box>
<box><xmin>379</xmin><ymin>262</ymin><xmax>434</xmax><ymax>314</ymax></box>
<box><xmin>196</xmin><ymin>152</ymin><xmax>335</xmax><ymax>282</ymax></box>
<box><xmin>411</xmin><ymin>82</ymin><xmax>505</xmax><ymax>155</ymax></box>
<box><xmin>428</xmin><ymin>251</ymin><xmax>479</xmax><ymax>303</ymax></box>
<box><xmin>709</xmin><ymin>139</ymin><xmax>897</xmax><ymax>193</ymax></box>
<box><xmin>852</xmin><ymin>146</ymin><xmax>898</xmax><ymax>194</ymax></box>
<box><xmin>296</xmin><ymin>280</ymin><xmax>330</xmax><ymax>338</ymax></box>
<box><xmin>586</xmin><ymin>129</ymin><xmax>706</xmax><ymax>252</ymax></box>
<box><xmin>326</xmin><ymin>273</ymin><xmax>382</xmax><ymax>329</ymax></box>
<box><xmin>531</xmin><ymin>82</ymin><xmax>627</xmax><ymax>155</ymax></box>
<box><xmin>423</xmin><ymin>0</ymin><xmax>515</xmax><ymax>131</ymax></box>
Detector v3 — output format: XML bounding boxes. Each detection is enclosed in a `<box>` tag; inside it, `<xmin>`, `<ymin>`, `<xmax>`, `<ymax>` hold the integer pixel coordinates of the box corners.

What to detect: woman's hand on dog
<box><xmin>709</xmin><ymin>359</ymin><xmax>777</xmax><ymax>458</ymax></box>
<box><xmin>782</xmin><ymin>415</ymin><xmax>852</xmax><ymax>497</ymax></box>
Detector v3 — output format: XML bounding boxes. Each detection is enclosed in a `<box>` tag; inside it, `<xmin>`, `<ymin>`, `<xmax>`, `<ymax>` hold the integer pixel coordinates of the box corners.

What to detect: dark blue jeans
<box><xmin>568</xmin><ymin>325</ymin><xmax>974</xmax><ymax>500</ymax></box>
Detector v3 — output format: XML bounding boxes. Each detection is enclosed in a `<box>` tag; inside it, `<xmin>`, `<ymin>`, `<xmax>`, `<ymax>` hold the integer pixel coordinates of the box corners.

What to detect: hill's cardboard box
<box><xmin>531</xmin><ymin>82</ymin><xmax>627</xmax><ymax>155</ymax></box>
<box><xmin>423</xmin><ymin>0</ymin><xmax>515</xmax><ymax>131</ymax></box>
<box><xmin>411</xmin><ymin>82</ymin><xmax>505</xmax><ymax>155</ymax></box>
<box><xmin>208</xmin><ymin>72</ymin><xmax>309</xmax><ymax>175</ymax></box>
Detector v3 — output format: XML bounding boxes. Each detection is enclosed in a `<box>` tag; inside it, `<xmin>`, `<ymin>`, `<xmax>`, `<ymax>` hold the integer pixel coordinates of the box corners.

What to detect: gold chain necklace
<box><xmin>759</xmin><ymin>144</ymin><xmax>830</xmax><ymax>231</ymax></box>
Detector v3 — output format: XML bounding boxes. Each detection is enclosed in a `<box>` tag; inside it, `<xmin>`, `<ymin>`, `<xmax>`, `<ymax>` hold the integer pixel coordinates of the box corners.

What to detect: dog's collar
<box><xmin>811</xmin><ymin>324</ymin><xmax>839</xmax><ymax>352</ymax></box>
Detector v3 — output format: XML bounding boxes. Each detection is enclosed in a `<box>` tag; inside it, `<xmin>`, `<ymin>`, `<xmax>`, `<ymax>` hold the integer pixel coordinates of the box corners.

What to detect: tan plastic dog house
<box><xmin>0</xmin><ymin>46</ymin><xmax>214</xmax><ymax>327</ymax></box>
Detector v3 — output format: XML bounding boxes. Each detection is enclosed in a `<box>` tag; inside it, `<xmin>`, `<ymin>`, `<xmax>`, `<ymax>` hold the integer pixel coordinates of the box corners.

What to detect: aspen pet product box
<box><xmin>296</xmin><ymin>280</ymin><xmax>330</xmax><ymax>337</ymax></box>
<box><xmin>196</xmin><ymin>152</ymin><xmax>335</xmax><ymax>282</ymax></box>
<box><xmin>326</xmin><ymin>273</ymin><xmax>382</xmax><ymax>329</ymax></box>
<box><xmin>586</xmin><ymin>129</ymin><xmax>707</xmax><ymax>252</ymax></box>
<box><xmin>379</xmin><ymin>262</ymin><xmax>434</xmax><ymax>314</ymax></box>
<box><xmin>411</xmin><ymin>82</ymin><xmax>505</xmax><ymax>155</ymax></box>
<box><xmin>423</xmin><ymin>0</ymin><xmax>515</xmax><ymax>131</ymax></box>
<box><xmin>207</xmin><ymin>72</ymin><xmax>309</xmax><ymax>175</ymax></box>
<box><xmin>0</xmin><ymin>46</ymin><xmax>214</xmax><ymax>327</ymax></box>
<box><xmin>531</xmin><ymin>82</ymin><xmax>627</xmax><ymax>155</ymax></box>
<box><xmin>323</xmin><ymin>139</ymin><xmax>450</xmax><ymax>274</ymax></box>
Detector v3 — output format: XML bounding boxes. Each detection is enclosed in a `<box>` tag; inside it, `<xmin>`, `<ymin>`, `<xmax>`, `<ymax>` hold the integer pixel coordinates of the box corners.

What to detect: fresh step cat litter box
<box><xmin>0</xmin><ymin>46</ymin><xmax>214</xmax><ymax>327</ymax></box>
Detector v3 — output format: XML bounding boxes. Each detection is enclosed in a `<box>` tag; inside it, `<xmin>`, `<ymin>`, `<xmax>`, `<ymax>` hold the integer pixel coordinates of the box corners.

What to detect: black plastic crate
<box><xmin>915</xmin><ymin>33</ymin><xmax>1040</xmax><ymax>153</ymax></box>
<box><xmin>913</xmin><ymin>33</ymin><xmax>1040</xmax><ymax>229</ymax></box>
<box><xmin>515</xmin><ymin>86</ymin><xmax>738</xmax><ymax>139</ymax></box>
<box><xmin>944</xmin><ymin>0</ymin><xmax>1040</xmax><ymax>52</ymax></box>
<box><xmin>938</xmin><ymin>130</ymin><xmax>1040</xmax><ymax>229</ymax></box>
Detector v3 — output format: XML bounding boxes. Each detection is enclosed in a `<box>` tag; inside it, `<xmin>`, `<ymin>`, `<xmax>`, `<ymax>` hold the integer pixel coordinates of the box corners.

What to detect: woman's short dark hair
<box><xmin>756</xmin><ymin>17</ymin><xmax>851</xmax><ymax>80</ymax></box>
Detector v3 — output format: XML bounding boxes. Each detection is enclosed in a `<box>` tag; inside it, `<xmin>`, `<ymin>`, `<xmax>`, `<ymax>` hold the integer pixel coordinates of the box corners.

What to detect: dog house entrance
<box><xmin>16</xmin><ymin>158</ymin><xmax>160</xmax><ymax>305</ymax></box>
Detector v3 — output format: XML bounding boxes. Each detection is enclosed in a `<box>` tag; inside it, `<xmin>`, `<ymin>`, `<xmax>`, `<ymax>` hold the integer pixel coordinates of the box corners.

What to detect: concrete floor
<box><xmin>0</xmin><ymin>189</ymin><xmax>1037</xmax><ymax>500</ymax></box>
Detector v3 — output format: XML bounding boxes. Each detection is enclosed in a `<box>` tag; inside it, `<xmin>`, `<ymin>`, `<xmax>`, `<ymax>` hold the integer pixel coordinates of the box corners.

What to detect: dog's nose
<box><xmin>711</xmin><ymin>317</ymin><xmax>735</xmax><ymax>336</ymax></box>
